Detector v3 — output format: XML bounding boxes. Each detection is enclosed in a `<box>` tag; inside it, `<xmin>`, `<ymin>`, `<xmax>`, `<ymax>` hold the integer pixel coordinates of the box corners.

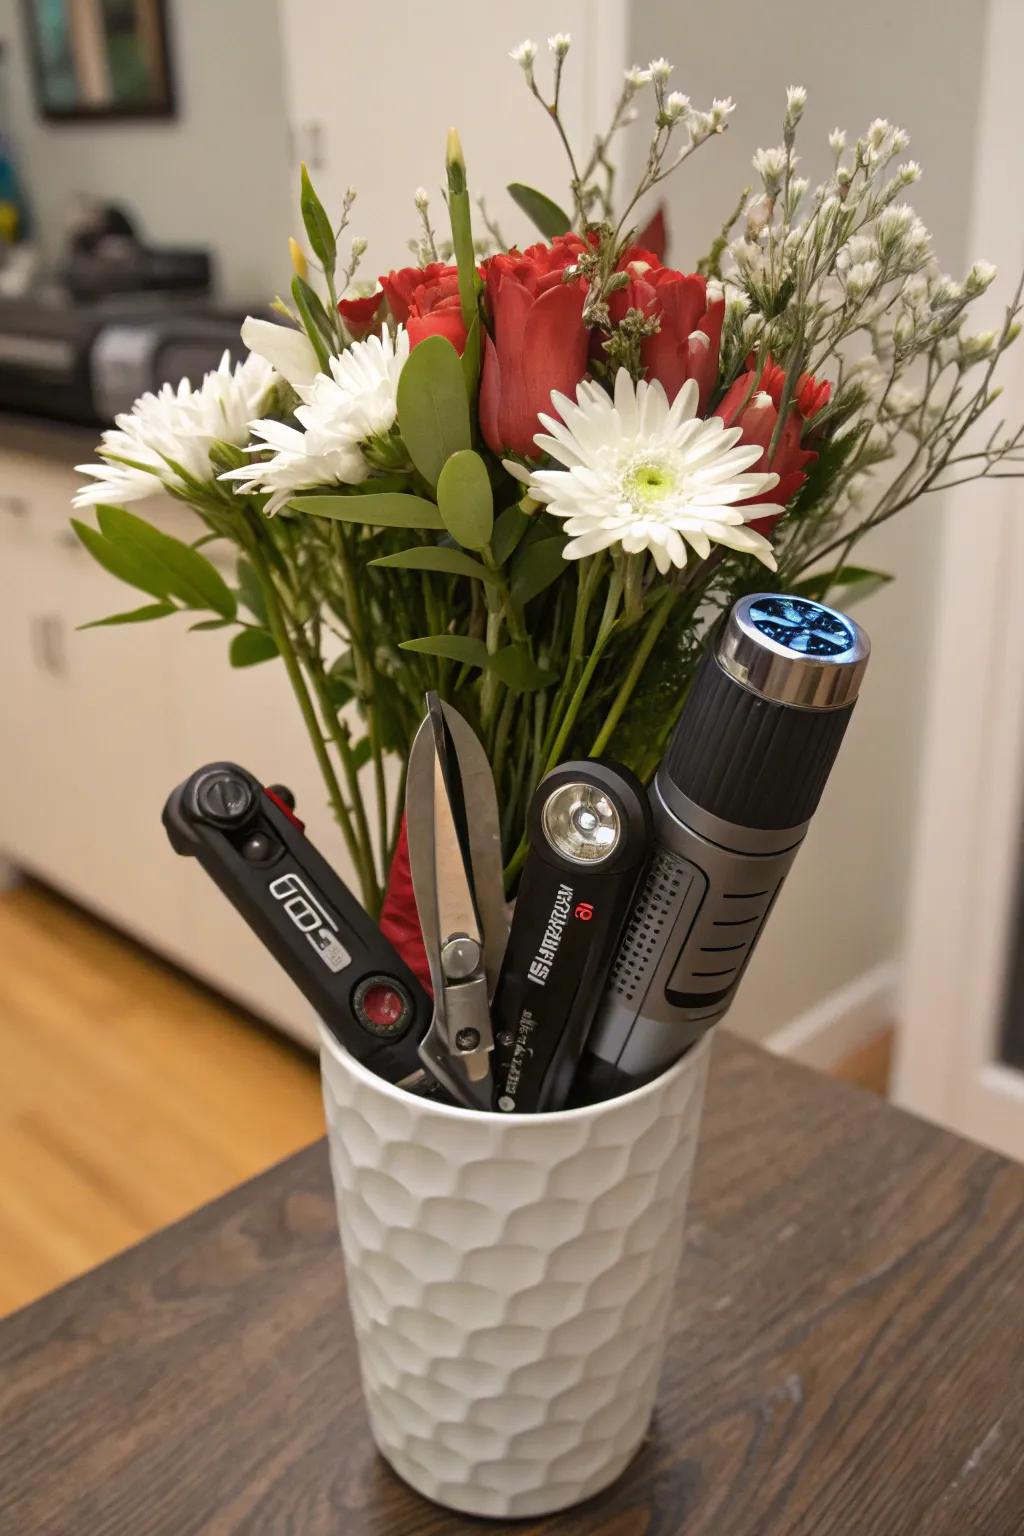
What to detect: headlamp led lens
<box><xmin>542</xmin><ymin>781</ymin><xmax>620</xmax><ymax>864</ymax></box>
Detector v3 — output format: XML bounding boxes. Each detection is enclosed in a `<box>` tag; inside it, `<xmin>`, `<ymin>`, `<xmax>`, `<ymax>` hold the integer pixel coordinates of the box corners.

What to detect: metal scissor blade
<box><xmin>405</xmin><ymin>694</ymin><xmax>498</xmax><ymax>1111</ymax></box>
<box><xmin>437</xmin><ymin>701</ymin><xmax>508</xmax><ymax>995</ymax></box>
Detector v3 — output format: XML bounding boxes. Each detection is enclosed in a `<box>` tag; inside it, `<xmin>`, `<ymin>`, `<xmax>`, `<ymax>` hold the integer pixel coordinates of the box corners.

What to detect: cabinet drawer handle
<box><xmin>31</xmin><ymin>615</ymin><xmax>66</xmax><ymax>676</ymax></box>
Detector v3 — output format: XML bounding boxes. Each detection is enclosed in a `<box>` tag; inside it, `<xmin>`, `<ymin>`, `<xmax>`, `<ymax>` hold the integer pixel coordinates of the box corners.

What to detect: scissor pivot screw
<box><xmin>441</xmin><ymin>935</ymin><xmax>481</xmax><ymax>979</ymax></box>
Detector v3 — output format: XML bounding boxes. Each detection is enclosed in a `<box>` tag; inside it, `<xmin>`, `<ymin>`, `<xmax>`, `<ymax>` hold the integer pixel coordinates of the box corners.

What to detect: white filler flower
<box><xmin>73</xmin><ymin>351</ymin><xmax>275</xmax><ymax>508</ymax></box>
<box><xmin>221</xmin><ymin>327</ymin><xmax>410</xmax><ymax>514</ymax></box>
<box><xmin>509</xmin><ymin>371</ymin><xmax>781</xmax><ymax>574</ymax></box>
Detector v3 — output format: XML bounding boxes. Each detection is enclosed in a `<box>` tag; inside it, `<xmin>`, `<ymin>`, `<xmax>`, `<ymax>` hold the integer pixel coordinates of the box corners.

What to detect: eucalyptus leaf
<box><xmin>396</xmin><ymin>335</ymin><xmax>471</xmax><ymax>487</ymax></box>
<box><xmin>79</xmin><ymin>602</ymin><xmax>177</xmax><ymax>629</ymax></box>
<box><xmin>506</xmin><ymin>182</ymin><xmax>573</xmax><ymax>240</ymax></box>
<box><xmin>790</xmin><ymin>566</ymin><xmax>892</xmax><ymax>605</ymax></box>
<box><xmin>190</xmin><ymin>618</ymin><xmax>233</xmax><ymax>632</ymax></box>
<box><xmin>291</xmin><ymin>276</ymin><xmax>331</xmax><ymax>371</ymax></box>
<box><xmin>95</xmin><ymin>505</ymin><xmax>236</xmax><ymax>617</ymax></box>
<box><xmin>510</xmin><ymin>534</ymin><xmax>569</xmax><ymax>605</ymax></box>
<box><xmin>299</xmin><ymin>163</ymin><xmax>336</xmax><ymax>271</ymax></box>
<box><xmin>229</xmin><ymin>629</ymin><xmax>279</xmax><ymax>667</ymax></box>
<box><xmin>71</xmin><ymin>518</ymin><xmax>175</xmax><ymax>601</ymax></box>
<box><xmin>370</xmin><ymin>545</ymin><xmax>497</xmax><ymax>582</ymax></box>
<box><xmin>491</xmin><ymin>504</ymin><xmax>531</xmax><ymax>565</ymax></box>
<box><xmin>436</xmin><ymin>450</ymin><xmax>494</xmax><ymax>550</ymax></box>
<box><xmin>399</xmin><ymin>634</ymin><xmax>489</xmax><ymax>668</ymax></box>
<box><xmin>289</xmin><ymin>492</ymin><xmax>445</xmax><ymax>529</ymax></box>
<box><xmin>487</xmin><ymin>643</ymin><xmax>555</xmax><ymax>692</ymax></box>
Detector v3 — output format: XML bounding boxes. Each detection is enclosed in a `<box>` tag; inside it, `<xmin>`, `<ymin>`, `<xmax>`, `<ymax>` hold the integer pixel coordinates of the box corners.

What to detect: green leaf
<box><xmin>790</xmin><ymin>566</ymin><xmax>893</xmax><ymax>605</ymax></box>
<box><xmin>491</xmin><ymin>504</ymin><xmax>531</xmax><ymax>565</ymax></box>
<box><xmin>96</xmin><ymin>505</ymin><xmax>236</xmax><ymax>618</ymax></box>
<box><xmin>507</xmin><ymin>182</ymin><xmax>573</xmax><ymax>240</ymax></box>
<box><xmin>370</xmin><ymin>545</ymin><xmax>497</xmax><ymax>582</ymax></box>
<box><xmin>325</xmin><ymin>650</ymin><xmax>356</xmax><ymax>708</ymax></box>
<box><xmin>229</xmin><ymin>629</ymin><xmax>279</xmax><ymax>667</ymax></box>
<box><xmin>396</xmin><ymin>335</ymin><xmax>471</xmax><ymax>487</ymax></box>
<box><xmin>399</xmin><ymin>634</ymin><xmax>490</xmax><ymax>668</ymax></box>
<box><xmin>487</xmin><ymin>643</ymin><xmax>555</xmax><ymax>693</ymax></box>
<box><xmin>79</xmin><ymin>602</ymin><xmax>176</xmax><ymax>629</ymax></box>
<box><xmin>289</xmin><ymin>492</ymin><xmax>445</xmax><ymax>529</ymax></box>
<box><xmin>71</xmin><ymin>518</ymin><xmax>175</xmax><ymax>601</ymax></box>
<box><xmin>291</xmin><ymin>276</ymin><xmax>331</xmax><ymax>372</ymax></box>
<box><xmin>350</xmin><ymin>737</ymin><xmax>372</xmax><ymax>772</ymax></box>
<box><xmin>190</xmin><ymin>617</ymin><xmax>233</xmax><ymax>632</ymax></box>
<box><xmin>510</xmin><ymin>534</ymin><xmax>568</xmax><ymax>605</ymax></box>
<box><xmin>236</xmin><ymin>556</ymin><xmax>269</xmax><ymax>626</ymax></box>
<box><xmin>299</xmin><ymin>163</ymin><xmax>336</xmax><ymax>271</ymax></box>
<box><xmin>436</xmin><ymin>449</ymin><xmax>494</xmax><ymax>550</ymax></box>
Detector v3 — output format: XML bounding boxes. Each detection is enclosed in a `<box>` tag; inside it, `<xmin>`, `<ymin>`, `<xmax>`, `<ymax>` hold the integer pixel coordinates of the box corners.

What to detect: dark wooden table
<box><xmin>2</xmin><ymin>1036</ymin><xmax>1023</xmax><ymax>1536</ymax></box>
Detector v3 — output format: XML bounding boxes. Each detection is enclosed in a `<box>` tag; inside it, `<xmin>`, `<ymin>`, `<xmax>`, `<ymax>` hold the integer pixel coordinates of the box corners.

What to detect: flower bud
<box><xmin>288</xmin><ymin>237</ymin><xmax>308</xmax><ymax>281</ymax></box>
<box><xmin>965</xmin><ymin>259</ymin><xmax>997</xmax><ymax>294</ymax></box>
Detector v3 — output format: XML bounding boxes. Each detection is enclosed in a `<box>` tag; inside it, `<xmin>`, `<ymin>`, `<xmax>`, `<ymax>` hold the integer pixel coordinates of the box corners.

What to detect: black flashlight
<box><xmin>574</xmin><ymin>594</ymin><xmax>871</xmax><ymax>1101</ymax></box>
<box><xmin>490</xmin><ymin>760</ymin><xmax>652</xmax><ymax>1113</ymax></box>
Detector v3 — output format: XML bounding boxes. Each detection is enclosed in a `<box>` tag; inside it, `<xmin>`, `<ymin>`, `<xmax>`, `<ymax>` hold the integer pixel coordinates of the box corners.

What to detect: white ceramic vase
<box><xmin>319</xmin><ymin>1023</ymin><xmax>710</xmax><ymax>1519</ymax></box>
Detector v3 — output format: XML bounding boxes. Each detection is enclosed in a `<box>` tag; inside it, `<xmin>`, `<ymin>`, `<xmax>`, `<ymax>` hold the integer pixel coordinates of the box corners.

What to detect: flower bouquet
<box><xmin>72</xmin><ymin>36</ymin><xmax>1022</xmax><ymax>917</ymax></box>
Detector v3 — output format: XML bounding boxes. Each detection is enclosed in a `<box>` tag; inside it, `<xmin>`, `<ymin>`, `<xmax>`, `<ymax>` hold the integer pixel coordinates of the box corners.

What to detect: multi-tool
<box><xmin>163</xmin><ymin>762</ymin><xmax>440</xmax><ymax>1096</ymax></box>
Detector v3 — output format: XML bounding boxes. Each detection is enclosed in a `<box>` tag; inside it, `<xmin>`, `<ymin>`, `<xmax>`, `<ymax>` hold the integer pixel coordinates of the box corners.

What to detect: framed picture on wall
<box><xmin>22</xmin><ymin>0</ymin><xmax>175</xmax><ymax>121</ymax></box>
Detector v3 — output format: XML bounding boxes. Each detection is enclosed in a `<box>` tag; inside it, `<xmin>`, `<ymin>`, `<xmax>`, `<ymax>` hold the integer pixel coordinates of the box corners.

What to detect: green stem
<box><xmin>331</xmin><ymin>524</ymin><xmax>389</xmax><ymax>882</ymax></box>
<box><xmin>245</xmin><ymin>524</ymin><xmax>374</xmax><ymax>906</ymax></box>
<box><xmin>588</xmin><ymin>587</ymin><xmax>678</xmax><ymax>757</ymax></box>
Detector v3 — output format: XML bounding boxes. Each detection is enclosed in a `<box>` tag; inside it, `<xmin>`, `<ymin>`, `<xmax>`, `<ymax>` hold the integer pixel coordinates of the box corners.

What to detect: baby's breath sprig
<box><xmin>714</xmin><ymin>90</ymin><xmax>1024</xmax><ymax>591</ymax></box>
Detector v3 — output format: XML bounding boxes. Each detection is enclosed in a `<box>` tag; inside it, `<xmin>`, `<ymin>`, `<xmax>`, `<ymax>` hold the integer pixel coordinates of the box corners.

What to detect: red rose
<box><xmin>336</xmin><ymin>291</ymin><xmax>385</xmax><ymax>341</ymax></box>
<box><xmin>715</xmin><ymin>359</ymin><xmax>829</xmax><ymax>532</ymax></box>
<box><xmin>480</xmin><ymin>235</ymin><xmax>590</xmax><ymax>457</ymax></box>
<box><xmin>380</xmin><ymin>262</ymin><xmax>468</xmax><ymax>353</ymax></box>
<box><xmin>610</xmin><ymin>258</ymin><xmax>725</xmax><ymax>411</ymax></box>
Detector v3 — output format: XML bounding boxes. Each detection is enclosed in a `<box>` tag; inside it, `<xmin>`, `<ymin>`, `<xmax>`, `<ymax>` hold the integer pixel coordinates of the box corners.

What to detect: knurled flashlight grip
<box><xmin>577</xmin><ymin>595</ymin><xmax>870</xmax><ymax>1098</ymax></box>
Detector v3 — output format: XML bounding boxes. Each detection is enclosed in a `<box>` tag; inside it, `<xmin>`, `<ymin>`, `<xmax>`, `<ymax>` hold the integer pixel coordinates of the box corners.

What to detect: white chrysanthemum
<box><xmin>220</xmin><ymin>327</ymin><xmax>410</xmax><ymax>515</ymax></box>
<box><xmin>73</xmin><ymin>350</ymin><xmax>275</xmax><ymax>508</ymax></box>
<box><xmin>507</xmin><ymin>371</ymin><xmax>781</xmax><ymax>575</ymax></box>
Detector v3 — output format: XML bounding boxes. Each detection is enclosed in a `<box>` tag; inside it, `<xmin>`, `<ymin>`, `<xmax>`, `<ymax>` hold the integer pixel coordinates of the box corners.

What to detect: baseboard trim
<box><xmin>764</xmin><ymin>960</ymin><xmax>901</xmax><ymax>1071</ymax></box>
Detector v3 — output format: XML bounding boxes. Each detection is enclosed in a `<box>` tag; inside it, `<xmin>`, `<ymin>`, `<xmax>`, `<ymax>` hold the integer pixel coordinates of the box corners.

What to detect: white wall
<box><xmin>278</xmin><ymin>0</ymin><xmax>627</xmax><ymax>266</ymax></box>
<box><xmin>627</xmin><ymin>0</ymin><xmax>989</xmax><ymax>1042</ymax></box>
<box><xmin>0</xmin><ymin>0</ymin><xmax>294</xmax><ymax>303</ymax></box>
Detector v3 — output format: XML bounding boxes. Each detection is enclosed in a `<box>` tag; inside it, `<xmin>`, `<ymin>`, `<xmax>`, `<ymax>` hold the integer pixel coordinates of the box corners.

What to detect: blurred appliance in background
<box><xmin>62</xmin><ymin>197</ymin><xmax>210</xmax><ymax>301</ymax></box>
<box><xmin>0</xmin><ymin>297</ymin><xmax>246</xmax><ymax>425</ymax></box>
<box><xmin>0</xmin><ymin>197</ymin><xmax>248</xmax><ymax>426</ymax></box>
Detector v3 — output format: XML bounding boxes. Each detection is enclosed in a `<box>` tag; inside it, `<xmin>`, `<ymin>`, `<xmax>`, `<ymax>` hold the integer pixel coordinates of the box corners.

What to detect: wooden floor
<box><xmin>0</xmin><ymin>884</ymin><xmax>323</xmax><ymax>1317</ymax></box>
<box><xmin>0</xmin><ymin>884</ymin><xmax>893</xmax><ymax>1318</ymax></box>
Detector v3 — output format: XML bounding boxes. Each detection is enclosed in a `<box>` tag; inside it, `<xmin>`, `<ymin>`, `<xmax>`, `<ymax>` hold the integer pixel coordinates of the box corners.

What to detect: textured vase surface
<box><xmin>319</xmin><ymin>1024</ymin><xmax>710</xmax><ymax>1518</ymax></box>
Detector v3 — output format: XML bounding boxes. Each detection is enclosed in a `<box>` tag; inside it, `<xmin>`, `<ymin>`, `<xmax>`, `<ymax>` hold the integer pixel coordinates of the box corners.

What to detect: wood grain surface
<box><xmin>1</xmin><ymin>1035</ymin><xmax>1022</xmax><ymax>1535</ymax></box>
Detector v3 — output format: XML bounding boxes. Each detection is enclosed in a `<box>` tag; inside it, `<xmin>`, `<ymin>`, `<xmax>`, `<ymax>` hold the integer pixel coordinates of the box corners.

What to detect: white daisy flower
<box><xmin>220</xmin><ymin>327</ymin><xmax>410</xmax><ymax>515</ymax></box>
<box><xmin>73</xmin><ymin>350</ymin><xmax>275</xmax><ymax>508</ymax></box>
<box><xmin>241</xmin><ymin>315</ymin><xmax>320</xmax><ymax>390</ymax></box>
<box><xmin>506</xmin><ymin>371</ymin><xmax>782</xmax><ymax>576</ymax></box>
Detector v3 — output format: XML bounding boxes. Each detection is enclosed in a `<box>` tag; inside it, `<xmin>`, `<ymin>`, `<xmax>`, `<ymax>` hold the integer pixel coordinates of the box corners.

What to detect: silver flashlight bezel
<box><xmin>717</xmin><ymin>593</ymin><xmax>870</xmax><ymax>710</ymax></box>
<box><xmin>541</xmin><ymin>779</ymin><xmax>622</xmax><ymax>865</ymax></box>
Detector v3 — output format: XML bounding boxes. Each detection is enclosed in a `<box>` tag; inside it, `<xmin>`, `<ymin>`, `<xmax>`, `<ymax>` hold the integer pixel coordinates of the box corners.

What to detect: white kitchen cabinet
<box><xmin>0</xmin><ymin>418</ymin><xmax>354</xmax><ymax>1048</ymax></box>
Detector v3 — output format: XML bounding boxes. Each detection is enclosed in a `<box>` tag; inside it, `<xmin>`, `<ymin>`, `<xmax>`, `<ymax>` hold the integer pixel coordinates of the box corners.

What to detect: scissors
<box><xmin>405</xmin><ymin>693</ymin><xmax>507</xmax><ymax>1110</ymax></box>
